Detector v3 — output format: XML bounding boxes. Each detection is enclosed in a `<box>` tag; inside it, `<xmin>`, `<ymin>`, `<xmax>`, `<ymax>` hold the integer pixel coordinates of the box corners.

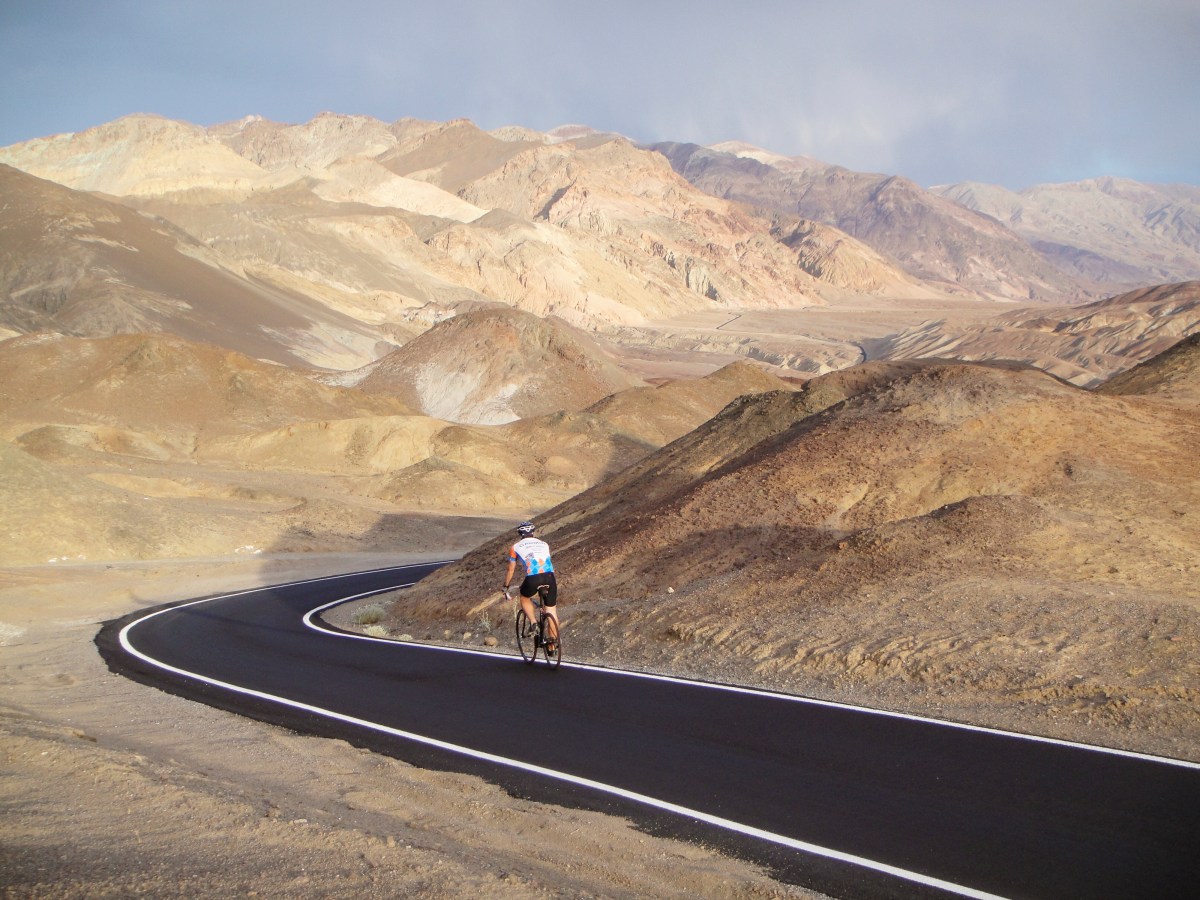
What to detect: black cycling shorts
<box><xmin>520</xmin><ymin>572</ymin><xmax>557</xmax><ymax>606</ymax></box>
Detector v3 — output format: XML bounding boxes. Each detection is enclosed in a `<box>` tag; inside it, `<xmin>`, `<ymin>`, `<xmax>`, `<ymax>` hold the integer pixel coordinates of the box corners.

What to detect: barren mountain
<box><xmin>651</xmin><ymin>142</ymin><xmax>1091</xmax><ymax>303</ymax></box>
<box><xmin>872</xmin><ymin>281</ymin><xmax>1200</xmax><ymax>386</ymax></box>
<box><xmin>384</xmin><ymin>340</ymin><xmax>1200</xmax><ymax>758</ymax></box>
<box><xmin>0</xmin><ymin>114</ymin><xmax>959</xmax><ymax>373</ymax></box>
<box><xmin>935</xmin><ymin>178</ymin><xmax>1200</xmax><ymax>287</ymax></box>
<box><xmin>0</xmin><ymin>115</ymin><xmax>276</xmax><ymax>197</ymax></box>
<box><xmin>352</xmin><ymin>306</ymin><xmax>644</xmax><ymax>424</ymax></box>
<box><xmin>0</xmin><ymin>165</ymin><xmax>389</xmax><ymax>368</ymax></box>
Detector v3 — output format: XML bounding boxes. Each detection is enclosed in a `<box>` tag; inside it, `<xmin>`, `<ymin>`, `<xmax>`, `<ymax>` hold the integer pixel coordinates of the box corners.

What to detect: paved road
<box><xmin>99</xmin><ymin>563</ymin><xmax>1200</xmax><ymax>899</ymax></box>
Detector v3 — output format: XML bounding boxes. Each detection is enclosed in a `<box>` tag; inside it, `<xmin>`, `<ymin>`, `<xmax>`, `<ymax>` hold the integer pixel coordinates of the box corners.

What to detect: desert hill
<box><xmin>0</xmin><ymin>439</ymin><xmax>258</xmax><ymax>563</ymax></box>
<box><xmin>0</xmin><ymin>324</ymin><xmax>792</xmax><ymax>565</ymax></box>
<box><xmin>7</xmin><ymin>114</ymin><xmax>1200</xmax><ymax>386</ymax></box>
<box><xmin>650</xmin><ymin>141</ymin><xmax>1084</xmax><ymax>302</ymax></box>
<box><xmin>872</xmin><ymin>281</ymin><xmax>1200</xmax><ymax>386</ymax></box>
<box><xmin>350</xmin><ymin>306</ymin><xmax>644</xmax><ymax>424</ymax></box>
<box><xmin>200</xmin><ymin>360</ymin><xmax>790</xmax><ymax>511</ymax></box>
<box><xmin>575</xmin><ymin>358</ymin><xmax>789</xmax><ymax>449</ymax></box>
<box><xmin>0</xmin><ymin>116</ymin><xmax>276</xmax><ymax>197</ymax></box>
<box><xmin>1098</xmin><ymin>331</ymin><xmax>1200</xmax><ymax>404</ymax></box>
<box><xmin>385</xmin><ymin>340</ymin><xmax>1200</xmax><ymax>756</ymax></box>
<box><xmin>0</xmin><ymin>164</ymin><xmax>389</xmax><ymax>368</ymax></box>
<box><xmin>0</xmin><ymin>331</ymin><xmax>409</xmax><ymax>451</ymax></box>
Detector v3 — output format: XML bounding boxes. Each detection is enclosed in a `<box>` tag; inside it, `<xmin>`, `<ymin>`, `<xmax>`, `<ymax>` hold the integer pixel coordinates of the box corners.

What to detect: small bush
<box><xmin>354</xmin><ymin>604</ymin><xmax>387</xmax><ymax>626</ymax></box>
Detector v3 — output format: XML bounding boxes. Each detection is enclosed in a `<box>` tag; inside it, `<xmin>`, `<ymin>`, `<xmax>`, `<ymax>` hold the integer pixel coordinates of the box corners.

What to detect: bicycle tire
<box><xmin>542</xmin><ymin>614</ymin><xmax>562</xmax><ymax>670</ymax></box>
<box><xmin>515</xmin><ymin>609</ymin><xmax>536</xmax><ymax>664</ymax></box>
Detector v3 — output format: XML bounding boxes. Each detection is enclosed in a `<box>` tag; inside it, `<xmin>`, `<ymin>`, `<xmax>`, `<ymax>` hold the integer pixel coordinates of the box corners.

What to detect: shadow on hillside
<box><xmin>264</xmin><ymin>509</ymin><xmax>513</xmax><ymax>569</ymax></box>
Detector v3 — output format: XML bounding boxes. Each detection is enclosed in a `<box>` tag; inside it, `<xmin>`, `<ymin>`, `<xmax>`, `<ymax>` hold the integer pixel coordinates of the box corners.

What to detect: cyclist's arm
<box><xmin>502</xmin><ymin>554</ymin><xmax>518</xmax><ymax>590</ymax></box>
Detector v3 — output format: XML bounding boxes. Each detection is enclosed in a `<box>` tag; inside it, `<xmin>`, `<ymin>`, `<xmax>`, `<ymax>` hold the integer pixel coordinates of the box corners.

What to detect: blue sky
<box><xmin>1</xmin><ymin>0</ymin><xmax>1196</xmax><ymax>189</ymax></box>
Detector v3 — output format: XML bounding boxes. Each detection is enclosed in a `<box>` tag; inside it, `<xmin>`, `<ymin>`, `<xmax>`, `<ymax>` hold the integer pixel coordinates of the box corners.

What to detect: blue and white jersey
<box><xmin>509</xmin><ymin>537</ymin><xmax>554</xmax><ymax>576</ymax></box>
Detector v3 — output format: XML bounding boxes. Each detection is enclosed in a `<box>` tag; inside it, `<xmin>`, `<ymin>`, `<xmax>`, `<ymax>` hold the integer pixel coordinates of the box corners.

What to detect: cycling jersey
<box><xmin>509</xmin><ymin>536</ymin><xmax>554</xmax><ymax>576</ymax></box>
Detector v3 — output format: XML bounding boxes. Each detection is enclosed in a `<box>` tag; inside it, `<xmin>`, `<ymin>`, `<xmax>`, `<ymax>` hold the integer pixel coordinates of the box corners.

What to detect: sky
<box><xmin>1</xmin><ymin>0</ymin><xmax>1197</xmax><ymax>189</ymax></box>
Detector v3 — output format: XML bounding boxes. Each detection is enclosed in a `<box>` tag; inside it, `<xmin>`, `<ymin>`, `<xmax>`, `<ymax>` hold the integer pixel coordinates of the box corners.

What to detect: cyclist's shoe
<box><xmin>545</xmin><ymin>639</ymin><xmax>557</xmax><ymax>656</ymax></box>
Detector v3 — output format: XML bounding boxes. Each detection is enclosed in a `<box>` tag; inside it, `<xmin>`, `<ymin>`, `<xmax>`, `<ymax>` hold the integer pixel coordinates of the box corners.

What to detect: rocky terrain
<box><xmin>0</xmin><ymin>164</ymin><xmax>387</xmax><ymax>369</ymax></box>
<box><xmin>0</xmin><ymin>323</ymin><xmax>792</xmax><ymax>565</ymax></box>
<box><xmin>650</xmin><ymin>141</ymin><xmax>1087</xmax><ymax>303</ymax></box>
<box><xmin>349</xmin><ymin>306</ymin><xmax>644</xmax><ymax>424</ymax></box>
<box><xmin>4</xmin><ymin>110</ymin><xmax>1200</xmax><ymax>896</ymax></box>
<box><xmin>0</xmin><ymin>114</ymin><xmax>900</xmax><ymax>363</ymax></box>
<box><xmin>654</xmin><ymin>141</ymin><xmax>1200</xmax><ymax>302</ymax></box>
<box><xmin>872</xmin><ymin>281</ymin><xmax>1200</xmax><ymax>385</ymax></box>
<box><xmin>935</xmin><ymin>178</ymin><xmax>1200</xmax><ymax>287</ymax></box>
<box><xmin>376</xmin><ymin>336</ymin><xmax>1200</xmax><ymax>763</ymax></box>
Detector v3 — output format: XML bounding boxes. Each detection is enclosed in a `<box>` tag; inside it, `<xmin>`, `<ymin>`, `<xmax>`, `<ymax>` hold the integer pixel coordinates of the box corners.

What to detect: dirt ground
<box><xmin>0</xmin><ymin>554</ymin><xmax>824</xmax><ymax>899</ymax></box>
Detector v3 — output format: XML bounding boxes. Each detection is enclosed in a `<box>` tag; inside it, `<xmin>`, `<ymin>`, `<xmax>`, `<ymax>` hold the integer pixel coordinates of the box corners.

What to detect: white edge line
<box><xmin>305</xmin><ymin>594</ymin><xmax>1200</xmax><ymax>774</ymax></box>
<box><xmin>119</xmin><ymin>568</ymin><xmax>1006</xmax><ymax>900</ymax></box>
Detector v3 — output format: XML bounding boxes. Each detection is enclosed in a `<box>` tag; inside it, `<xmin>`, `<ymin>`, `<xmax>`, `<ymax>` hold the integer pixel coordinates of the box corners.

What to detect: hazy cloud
<box><xmin>1</xmin><ymin>0</ymin><xmax>1196</xmax><ymax>188</ymax></box>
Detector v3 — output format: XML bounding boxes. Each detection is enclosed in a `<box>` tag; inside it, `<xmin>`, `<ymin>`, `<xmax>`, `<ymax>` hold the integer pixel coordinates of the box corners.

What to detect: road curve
<box><xmin>97</xmin><ymin>563</ymin><xmax>1200</xmax><ymax>900</ymax></box>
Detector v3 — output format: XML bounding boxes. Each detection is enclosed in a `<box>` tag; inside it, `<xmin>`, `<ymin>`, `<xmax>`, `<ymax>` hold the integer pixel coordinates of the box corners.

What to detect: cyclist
<box><xmin>502</xmin><ymin>521</ymin><xmax>559</xmax><ymax>649</ymax></box>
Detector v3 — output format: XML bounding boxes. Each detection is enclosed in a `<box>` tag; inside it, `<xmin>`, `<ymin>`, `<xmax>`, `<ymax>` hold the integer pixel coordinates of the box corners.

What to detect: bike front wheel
<box><xmin>515</xmin><ymin>609</ymin><xmax>536</xmax><ymax>664</ymax></box>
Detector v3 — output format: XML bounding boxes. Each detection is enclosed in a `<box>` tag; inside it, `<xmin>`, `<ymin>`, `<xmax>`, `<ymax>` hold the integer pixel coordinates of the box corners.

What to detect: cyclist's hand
<box><xmin>501</xmin><ymin>588</ymin><xmax>511</xmax><ymax>601</ymax></box>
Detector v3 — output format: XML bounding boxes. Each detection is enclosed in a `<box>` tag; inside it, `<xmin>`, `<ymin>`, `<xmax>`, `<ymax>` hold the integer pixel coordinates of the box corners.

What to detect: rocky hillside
<box><xmin>10</xmin><ymin>112</ymin><xmax>1200</xmax><ymax>384</ymax></box>
<box><xmin>0</xmin><ymin>165</ymin><xmax>387</xmax><ymax>368</ymax></box>
<box><xmin>650</xmin><ymin>141</ymin><xmax>1085</xmax><ymax>302</ymax></box>
<box><xmin>1098</xmin><ymin>331</ymin><xmax>1200</xmax><ymax>405</ymax></box>
<box><xmin>387</xmin><ymin>337</ymin><xmax>1200</xmax><ymax>758</ymax></box>
<box><xmin>871</xmin><ymin>281</ymin><xmax>1200</xmax><ymax>386</ymax></box>
<box><xmin>349</xmin><ymin>306</ymin><xmax>644</xmax><ymax>424</ymax></box>
<box><xmin>0</xmin><ymin>331</ymin><xmax>409</xmax><ymax>450</ymax></box>
<box><xmin>935</xmin><ymin>178</ymin><xmax>1200</xmax><ymax>287</ymax></box>
<box><xmin>0</xmin><ymin>114</ymin><xmax>929</xmax><ymax>368</ymax></box>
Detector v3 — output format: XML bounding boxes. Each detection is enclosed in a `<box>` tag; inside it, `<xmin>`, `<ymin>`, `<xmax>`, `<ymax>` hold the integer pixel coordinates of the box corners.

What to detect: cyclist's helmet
<box><xmin>516</xmin><ymin>521</ymin><xmax>536</xmax><ymax>536</ymax></box>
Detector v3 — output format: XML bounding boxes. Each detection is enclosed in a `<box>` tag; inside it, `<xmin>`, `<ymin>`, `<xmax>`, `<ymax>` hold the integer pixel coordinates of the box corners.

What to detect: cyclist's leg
<box><xmin>517</xmin><ymin>578</ymin><xmax>540</xmax><ymax>633</ymax></box>
<box><xmin>541</xmin><ymin>576</ymin><xmax>560</xmax><ymax>645</ymax></box>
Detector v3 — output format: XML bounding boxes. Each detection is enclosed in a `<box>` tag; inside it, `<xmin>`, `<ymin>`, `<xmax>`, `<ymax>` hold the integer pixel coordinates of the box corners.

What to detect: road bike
<box><xmin>509</xmin><ymin>585</ymin><xmax>562</xmax><ymax>669</ymax></box>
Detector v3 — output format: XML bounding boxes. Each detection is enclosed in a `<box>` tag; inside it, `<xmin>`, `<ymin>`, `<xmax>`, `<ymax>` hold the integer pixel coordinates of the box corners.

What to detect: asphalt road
<box><xmin>98</xmin><ymin>562</ymin><xmax>1200</xmax><ymax>899</ymax></box>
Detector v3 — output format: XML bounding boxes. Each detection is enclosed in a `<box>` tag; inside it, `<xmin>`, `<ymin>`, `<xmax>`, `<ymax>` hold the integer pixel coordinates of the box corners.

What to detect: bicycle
<box><xmin>508</xmin><ymin>585</ymin><xmax>562</xmax><ymax>669</ymax></box>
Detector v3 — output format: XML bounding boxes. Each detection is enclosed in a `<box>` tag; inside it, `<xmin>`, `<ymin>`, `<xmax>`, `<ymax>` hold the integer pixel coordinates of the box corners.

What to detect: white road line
<box><xmin>118</xmin><ymin>566</ymin><xmax>1200</xmax><ymax>899</ymax></box>
<box><xmin>121</xmin><ymin>571</ymin><xmax>1006</xmax><ymax>900</ymax></box>
<box><xmin>307</xmin><ymin>595</ymin><xmax>1200</xmax><ymax>773</ymax></box>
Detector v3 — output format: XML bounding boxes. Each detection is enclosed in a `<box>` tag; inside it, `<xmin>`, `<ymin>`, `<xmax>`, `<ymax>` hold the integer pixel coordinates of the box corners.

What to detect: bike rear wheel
<box><xmin>541</xmin><ymin>614</ymin><xmax>562</xmax><ymax>669</ymax></box>
<box><xmin>515</xmin><ymin>609</ymin><xmax>536</xmax><ymax>664</ymax></box>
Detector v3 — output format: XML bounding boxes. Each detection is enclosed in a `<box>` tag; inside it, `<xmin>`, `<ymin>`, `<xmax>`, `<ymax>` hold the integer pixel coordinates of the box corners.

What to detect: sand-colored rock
<box><xmin>0</xmin><ymin>331</ymin><xmax>409</xmax><ymax>449</ymax></box>
<box><xmin>1</xmin><ymin>113</ymin><xmax>975</xmax><ymax>373</ymax></box>
<box><xmin>874</xmin><ymin>281</ymin><xmax>1200</xmax><ymax>386</ymax></box>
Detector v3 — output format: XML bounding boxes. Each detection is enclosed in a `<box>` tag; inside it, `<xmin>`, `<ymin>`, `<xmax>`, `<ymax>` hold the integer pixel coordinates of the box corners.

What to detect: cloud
<box><xmin>1</xmin><ymin>0</ymin><xmax>1197</xmax><ymax>188</ymax></box>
